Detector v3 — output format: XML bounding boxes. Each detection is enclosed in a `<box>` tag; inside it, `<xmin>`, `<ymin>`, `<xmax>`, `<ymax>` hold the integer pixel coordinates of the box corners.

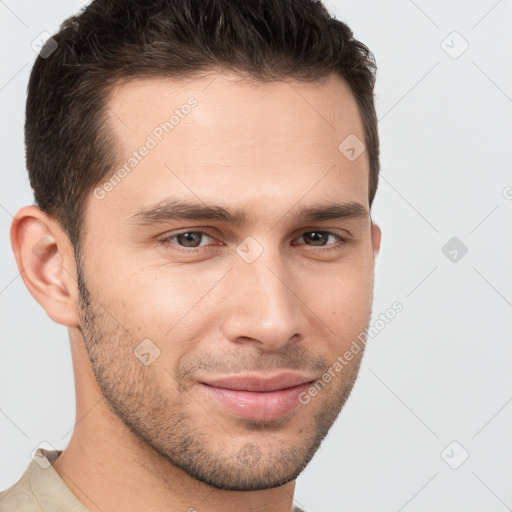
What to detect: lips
<box><xmin>200</xmin><ymin>372</ymin><xmax>315</xmax><ymax>392</ymax></box>
<box><xmin>198</xmin><ymin>372</ymin><xmax>316</xmax><ymax>420</ymax></box>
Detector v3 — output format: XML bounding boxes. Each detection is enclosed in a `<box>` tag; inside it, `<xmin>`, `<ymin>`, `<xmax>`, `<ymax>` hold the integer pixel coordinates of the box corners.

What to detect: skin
<box><xmin>11</xmin><ymin>70</ymin><xmax>381</xmax><ymax>512</ymax></box>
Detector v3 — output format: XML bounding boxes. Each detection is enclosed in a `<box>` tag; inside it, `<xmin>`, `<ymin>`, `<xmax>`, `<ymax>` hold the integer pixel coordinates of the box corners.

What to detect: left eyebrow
<box><xmin>295</xmin><ymin>201</ymin><xmax>369</xmax><ymax>222</ymax></box>
<box><xmin>125</xmin><ymin>197</ymin><xmax>369</xmax><ymax>226</ymax></box>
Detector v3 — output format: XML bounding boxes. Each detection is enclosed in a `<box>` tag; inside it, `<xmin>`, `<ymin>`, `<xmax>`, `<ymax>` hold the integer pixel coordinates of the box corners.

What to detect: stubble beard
<box><xmin>75</xmin><ymin>259</ymin><xmax>366</xmax><ymax>491</ymax></box>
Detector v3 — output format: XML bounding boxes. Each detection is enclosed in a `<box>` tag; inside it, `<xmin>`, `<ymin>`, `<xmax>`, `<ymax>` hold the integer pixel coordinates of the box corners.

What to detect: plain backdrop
<box><xmin>1</xmin><ymin>1</ymin><xmax>511</xmax><ymax>511</ymax></box>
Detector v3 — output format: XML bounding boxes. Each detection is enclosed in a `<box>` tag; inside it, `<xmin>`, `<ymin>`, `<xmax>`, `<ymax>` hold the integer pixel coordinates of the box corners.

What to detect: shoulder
<box><xmin>0</xmin><ymin>470</ymin><xmax>42</xmax><ymax>512</ymax></box>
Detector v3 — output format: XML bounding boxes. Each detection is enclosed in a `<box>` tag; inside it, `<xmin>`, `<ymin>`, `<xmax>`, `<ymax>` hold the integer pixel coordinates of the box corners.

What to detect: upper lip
<box><xmin>200</xmin><ymin>372</ymin><xmax>316</xmax><ymax>392</ymax></box>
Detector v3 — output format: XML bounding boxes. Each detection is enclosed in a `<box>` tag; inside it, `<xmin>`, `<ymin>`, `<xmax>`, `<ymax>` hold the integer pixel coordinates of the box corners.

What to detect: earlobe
<box><xmin>10</xmin><ymin>205</ymin><xmax>80</xmax><ymax>327</ymax></box>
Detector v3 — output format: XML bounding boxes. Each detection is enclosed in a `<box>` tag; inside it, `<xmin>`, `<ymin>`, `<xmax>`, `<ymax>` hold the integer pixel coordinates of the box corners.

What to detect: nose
<box><xmin>220</xmin><ymin>247</ymin><xmax>307</xmax><ymax>352</ymax></box>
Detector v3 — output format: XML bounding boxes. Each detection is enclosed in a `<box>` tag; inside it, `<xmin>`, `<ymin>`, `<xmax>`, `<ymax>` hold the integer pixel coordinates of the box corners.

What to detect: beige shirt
<box><xmin>0</xmin><ymin>448</ymin><xmax>306</xmax><ymax>512</ymax></box>
<box><xmin>0</xmin><ymin>448</ymin><xmax>87</xmax><ymax>511</ymax></box>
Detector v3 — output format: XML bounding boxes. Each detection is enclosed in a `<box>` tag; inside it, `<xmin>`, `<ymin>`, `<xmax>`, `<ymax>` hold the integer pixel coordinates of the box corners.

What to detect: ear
<box><xmin>10</xmin><ymin>205</ymin><xmax>80</xmax><ymax>327</ymax></box>
<box><xmin>370</xmin><ymin>220</ymin><xmax>381</xmax><ymax>259</ymax></box>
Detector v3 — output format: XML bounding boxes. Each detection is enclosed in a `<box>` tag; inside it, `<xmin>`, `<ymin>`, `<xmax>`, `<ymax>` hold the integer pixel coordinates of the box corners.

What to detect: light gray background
<box><xmin>1</xmin><ymin>1</ymin><xmax>511</xmax><ymax>511</ymax></box>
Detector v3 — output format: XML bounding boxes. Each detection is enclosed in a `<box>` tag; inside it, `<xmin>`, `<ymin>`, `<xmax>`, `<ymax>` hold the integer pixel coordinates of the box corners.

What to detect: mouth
<box><xmin>198</xmin><ymin>372</ymin><xmax>316</xmax><ymax>421</ymax></box>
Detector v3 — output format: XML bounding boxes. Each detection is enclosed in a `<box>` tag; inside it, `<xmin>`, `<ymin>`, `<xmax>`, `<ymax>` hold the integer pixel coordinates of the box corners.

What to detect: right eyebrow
<box><xmin>126</xmin><ymin>199</ymin><xmax>247</xmax><ymax>226</ymax></box>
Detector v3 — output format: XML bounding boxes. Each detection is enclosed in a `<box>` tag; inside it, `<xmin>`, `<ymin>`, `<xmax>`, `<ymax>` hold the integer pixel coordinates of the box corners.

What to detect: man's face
<box><xmin>77</xmin><ymin>71</ymin><xmax>379</xmax><ymax>490</ymax></box>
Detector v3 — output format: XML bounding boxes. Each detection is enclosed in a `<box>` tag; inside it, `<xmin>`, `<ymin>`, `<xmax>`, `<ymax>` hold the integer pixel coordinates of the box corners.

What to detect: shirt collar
<box><xmin>27</xmin><ymin>447</ymin><xmax>89</xmax><ymax>511</ymax></box>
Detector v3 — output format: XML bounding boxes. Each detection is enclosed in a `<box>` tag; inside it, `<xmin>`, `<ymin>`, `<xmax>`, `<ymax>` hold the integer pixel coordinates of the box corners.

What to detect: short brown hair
<box><xmin>25</xmin><ymin>0</ymin><xmax>379</xmax><ymax>256</ymax></box>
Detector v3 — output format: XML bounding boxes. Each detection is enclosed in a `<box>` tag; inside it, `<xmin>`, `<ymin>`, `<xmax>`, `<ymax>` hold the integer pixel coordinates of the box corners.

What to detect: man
<box><xmin>2</xmin><ymin>0</ymin><xmax>381</xmax><ymax>510</ymax></box>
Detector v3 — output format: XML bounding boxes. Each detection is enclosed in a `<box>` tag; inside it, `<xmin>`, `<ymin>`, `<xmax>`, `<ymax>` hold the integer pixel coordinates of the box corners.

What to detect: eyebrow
<box><xmin>126</xmin><ymin>198</ymin><xmax>369</xmax><ymax>226</ymax></box>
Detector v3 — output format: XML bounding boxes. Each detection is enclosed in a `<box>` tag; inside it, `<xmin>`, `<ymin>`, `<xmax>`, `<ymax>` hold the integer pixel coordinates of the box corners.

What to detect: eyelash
<box><xmin>159</xmin><ymin>229</ymin><xmax>349</xmax><ymax>253</ymax></box>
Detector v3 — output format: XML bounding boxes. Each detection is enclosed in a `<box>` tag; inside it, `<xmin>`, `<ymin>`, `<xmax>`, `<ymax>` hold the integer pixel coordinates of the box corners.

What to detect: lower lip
<box><xmin>199</xmin><ymin>382</ymin><xmax>312</xmax><ymax>421</ymax></box>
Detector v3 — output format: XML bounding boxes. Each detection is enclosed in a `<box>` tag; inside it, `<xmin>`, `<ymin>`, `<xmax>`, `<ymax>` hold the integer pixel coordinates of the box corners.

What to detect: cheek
<box><xmin>304</xmin><ymin>262</ymin><xmax>374</xmax><ymax>340</ymax></box>
<box><xmin>101</xmin><ymin>265</ymin><xmax>223</xmax><ymax>362</ymax></box>
<box><xmin>88</xmin><ymin>242</ymin><xmax>209</xmax><ymax>321</ymax></box>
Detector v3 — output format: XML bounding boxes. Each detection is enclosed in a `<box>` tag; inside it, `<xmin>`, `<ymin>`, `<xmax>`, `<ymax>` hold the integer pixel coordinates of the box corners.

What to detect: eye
<box><xmin>295</xmin><ymin>231</ymin><xmax>348</xmax><ymax>249</ymax></box>
<box><xmin>161</xmin><ymin>230</ymin><xmax>215</xmax><ymax>250</ymax></box>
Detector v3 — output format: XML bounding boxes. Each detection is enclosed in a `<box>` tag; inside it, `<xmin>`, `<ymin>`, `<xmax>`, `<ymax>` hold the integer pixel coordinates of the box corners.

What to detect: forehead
<box><xmin>92</xmin><ymin>71</ymin><xmax>369</xmax><ymax>224</ymax></box>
